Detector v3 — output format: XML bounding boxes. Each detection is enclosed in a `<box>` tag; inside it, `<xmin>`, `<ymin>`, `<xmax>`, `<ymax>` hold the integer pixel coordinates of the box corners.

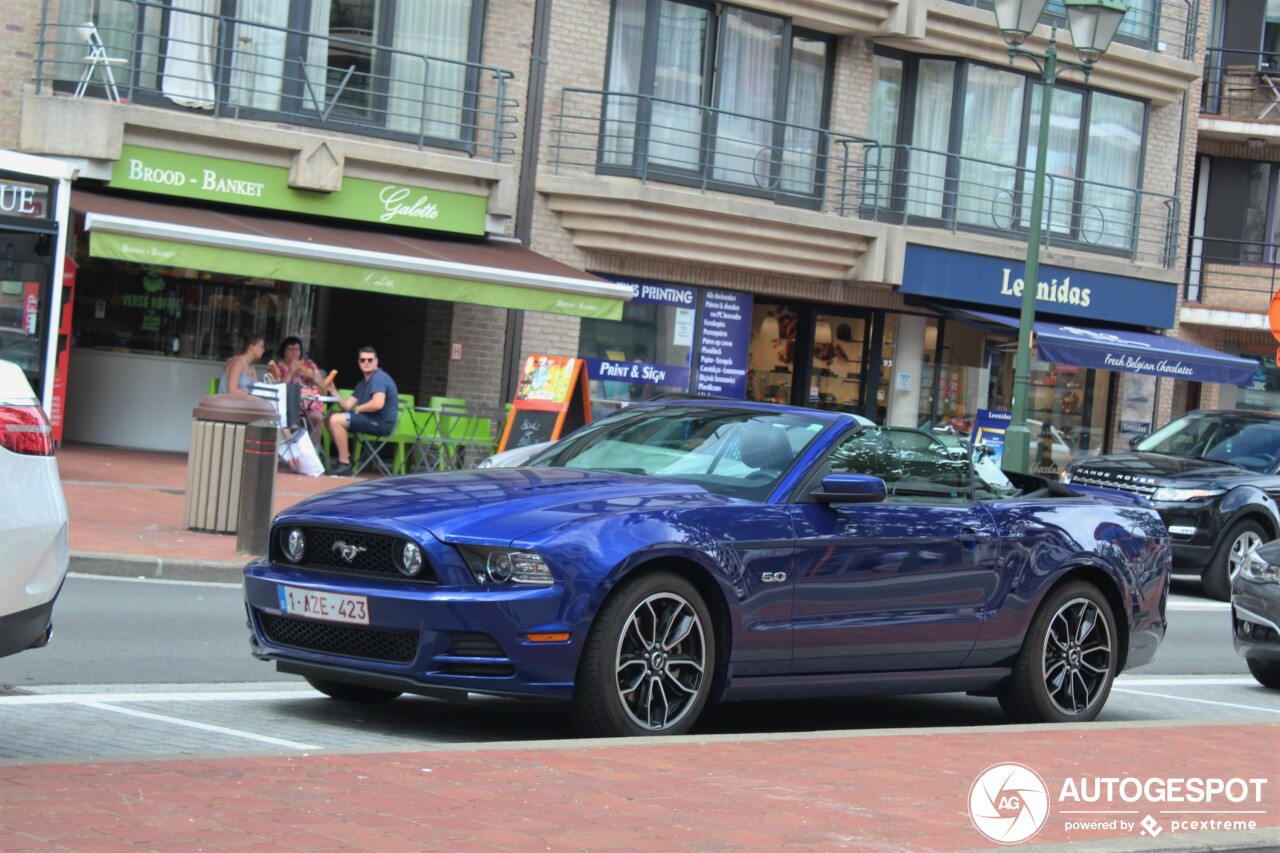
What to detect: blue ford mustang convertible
<box><xmin>244</xmin><ymin>401</ymin><xmax>1170</xmax><ymax>737</ymax></box>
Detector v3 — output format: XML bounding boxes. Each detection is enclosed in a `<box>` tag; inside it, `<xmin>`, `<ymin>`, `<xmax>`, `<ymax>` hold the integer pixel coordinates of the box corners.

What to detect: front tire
<box><xmin>570</xmin><ymin>571</ymin><xmax>715</xmax><ymax>737</ymax></box>
<box><xmin>1247</xmin><ymin>659</ymin><xmax>1280</xmax><ymax>689</ymax></box>
<box><xmin>999</xmin><ymin>582</ymin><xmax>1118</xmax><ymax>723</ymax></box>
<box><xmin>305</xmin><ymin>676</ymin><xmax>402</xmax><ymax>703</ymax></box>
<box><xmin>1203</xmin><ymin>520</ymin><xmax>1265</xmax><ymax>602</ymax></box>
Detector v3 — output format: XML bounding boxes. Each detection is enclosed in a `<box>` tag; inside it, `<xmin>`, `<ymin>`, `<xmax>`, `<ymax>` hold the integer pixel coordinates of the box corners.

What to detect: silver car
<box><xmin>0</xmin><ymin>359</ymin><xmax>68</xmax><ymax>657</ymax></box>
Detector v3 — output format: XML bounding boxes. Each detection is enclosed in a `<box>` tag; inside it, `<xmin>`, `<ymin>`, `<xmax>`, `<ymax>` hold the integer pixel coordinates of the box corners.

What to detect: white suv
<box><xmin>0</xmin><ymin>359</ymin><xmax>67</xmax><ymax>658</ymax></box>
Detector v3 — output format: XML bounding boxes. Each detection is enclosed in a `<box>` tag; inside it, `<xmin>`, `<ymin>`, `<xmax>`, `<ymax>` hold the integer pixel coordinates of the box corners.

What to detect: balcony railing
<box><xmin>849</xmin><ymin>143</ymin><xmax>1180</xmax><ymax>268</ymax></box>
<box><xmin>34</xmin><ymin>0</ymin><xmax>517</xmax><ymax>159</ymax></box>
<box><xmin>548</xmin><ymin>88</ymin><xmax>1180</xmax><ymax>268</ymax></box>
<box><xmin>1201</xmin><ymin>48</ymin><xmax>1280</xmax><ymax>122</ymax></box>
<box><xmin>1186</xmin><ymin>235</ymin><xmax>1280</xmax><ymax>314</ymax></box>
<box><xmin>946</xmin><ymin>0</ymin><xmax>1198</xmax><ymax>62</ymax></box>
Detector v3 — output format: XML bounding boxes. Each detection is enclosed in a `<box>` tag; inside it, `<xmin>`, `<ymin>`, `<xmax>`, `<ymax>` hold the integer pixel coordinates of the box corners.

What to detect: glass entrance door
<box><xmin>0</xmin><ymin>230</ymin><xmax>54</xmax><ymax>395</ymax></box>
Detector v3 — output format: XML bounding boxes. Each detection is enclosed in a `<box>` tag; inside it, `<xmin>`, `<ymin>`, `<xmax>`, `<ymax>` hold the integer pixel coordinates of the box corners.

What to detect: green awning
<box><xmin>75</xmin><ymin>191</ymin><xmax>628</xmax><ymax>320</ymax></box>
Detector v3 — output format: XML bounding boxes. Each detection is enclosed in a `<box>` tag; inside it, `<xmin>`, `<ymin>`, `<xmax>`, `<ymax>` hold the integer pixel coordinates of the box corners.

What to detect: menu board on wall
<box><xmin>695</xmin><ymin>289</ymin><xmax>753</xmax><ymax>398</ymax></box>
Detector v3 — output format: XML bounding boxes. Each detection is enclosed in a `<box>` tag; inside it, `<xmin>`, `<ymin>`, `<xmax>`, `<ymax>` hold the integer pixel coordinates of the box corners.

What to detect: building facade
<box><xmin>0</xmin><ymin>0</ymin><xmax>1247</xmax><ymax>475</ymax></box>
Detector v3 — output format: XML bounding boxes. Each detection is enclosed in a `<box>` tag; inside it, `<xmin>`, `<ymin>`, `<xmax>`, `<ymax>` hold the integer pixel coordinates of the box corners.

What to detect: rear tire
<box><xmin>1247</xmin><ymin>659</ymin><xmax>1280</xmax><ymax>689</ymax></box>
<box><xmin>1203</xmin><ymin>520</ymin><xmax>1264</xmax><ymax>602</ymax></box>
<box><xmin>305</xmin><ymin>676</ymin><xmax>402</xmax><ymax>703</ymax></box>
<box><xmin>999</xmin><ymin>581</ymin><xmax>1118</xmax><ymax>723</ymax></box>
<box><xmin>570</xmin><ymin>571</ymin><xmax>715</xmax><ymax>737</ymax></box>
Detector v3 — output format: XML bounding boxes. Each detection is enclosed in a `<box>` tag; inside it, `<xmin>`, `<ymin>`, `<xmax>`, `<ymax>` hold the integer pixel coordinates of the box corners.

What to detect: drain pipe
<box><xmin>502</xmin><ymin>0</ymin><xmax>552</xmax><ymax>404</ymax></box>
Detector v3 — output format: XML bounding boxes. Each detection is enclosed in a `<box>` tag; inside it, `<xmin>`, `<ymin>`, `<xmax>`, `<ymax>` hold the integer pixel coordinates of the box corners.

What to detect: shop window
<box><xmin>924</xmin><ymin>317</ymin><xmax>1112</xmax><ymax>476</ymax></box>
<box><xmin>579</xmin><ymin>299</ymin><xmax>693</xmax><ymax>409</ymax></box>
<box><xmin>746</xmin><ymin>304</ymin><xmax>798</xmax><ymax>404</ymax></box>
<box><xmin>70</xmin><ymin>252</ymin><xmax>315</xmax><ymax>364</ymax></box>
<box><xmin>602</xmin><ymin>0</ymin><xmax>834</xmax><ymax>202</ymax></box>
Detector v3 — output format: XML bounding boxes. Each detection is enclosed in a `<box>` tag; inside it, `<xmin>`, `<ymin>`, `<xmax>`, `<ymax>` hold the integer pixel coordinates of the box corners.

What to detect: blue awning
<box><xmin>953</xmin><ymin>311</ymin><xmax>1257</xmax><ymax>386</ymax></box>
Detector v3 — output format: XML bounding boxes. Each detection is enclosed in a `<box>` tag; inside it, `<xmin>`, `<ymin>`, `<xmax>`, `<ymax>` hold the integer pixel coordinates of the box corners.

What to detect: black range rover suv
<box><xmin>1062</xmin><ymin>410</ymin><xmax>1280</xmax><ymax>600</ymax></box>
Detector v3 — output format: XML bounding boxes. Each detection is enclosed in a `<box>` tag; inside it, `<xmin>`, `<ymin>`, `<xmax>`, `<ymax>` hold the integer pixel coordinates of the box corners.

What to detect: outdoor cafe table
<box><xmin>408</xmin><ymin>406</ymin><xmax>495</xmax><ymax>471</ymax></box>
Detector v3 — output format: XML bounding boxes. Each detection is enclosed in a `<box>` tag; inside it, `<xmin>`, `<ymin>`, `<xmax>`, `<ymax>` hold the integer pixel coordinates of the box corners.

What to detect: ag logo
<box><xmin>969</xmin><ymin>763</ymin><xmax>1050</xmax><ymax>844</ymax></box>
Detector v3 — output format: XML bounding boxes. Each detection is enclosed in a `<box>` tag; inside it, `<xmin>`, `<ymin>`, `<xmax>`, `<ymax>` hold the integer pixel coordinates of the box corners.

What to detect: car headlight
<box><xmin>1150</xmin><ymin>487</ymin><xmax>1225</xmax><ymax>502</ymax></box>
<box><xmin>1240</xmin><ymin>547</ymin><xmax>1280</xmax><ymax>584</ymax></box>
<box><xmin>457</xmin><ymin>545</ymin><xmax>553</xmax><ymax>586</ymax></box>
<box><xmin>1059</xmin><ymin>470</ymin><xmax>1073</xmax><ymax>483</ymax></box>
<box><xmin>282</xmin><ymin>528</ymin><xmax>306</xmax><ymax>563</ymax></box>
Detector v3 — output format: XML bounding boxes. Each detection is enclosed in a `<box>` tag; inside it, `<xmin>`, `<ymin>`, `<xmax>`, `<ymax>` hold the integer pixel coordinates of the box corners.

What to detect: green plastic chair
<box><xmin>353</xmin><ymin>394</ymin><xmax>417</xmax><ymax>475</ymax></box>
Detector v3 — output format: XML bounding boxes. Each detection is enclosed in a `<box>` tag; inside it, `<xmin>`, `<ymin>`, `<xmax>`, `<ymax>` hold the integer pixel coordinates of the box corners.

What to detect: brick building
<box><xmin>0</xmin><ymin>0</ymin><xmax>1252</xmax><ymax>473</ymax></box>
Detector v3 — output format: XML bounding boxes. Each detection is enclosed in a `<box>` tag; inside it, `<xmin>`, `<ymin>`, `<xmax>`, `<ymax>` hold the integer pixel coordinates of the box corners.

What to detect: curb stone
<box><xmin>69</xmin><ymin>551</ymin><xmax>246</xmax><ymax>583</ymax></box>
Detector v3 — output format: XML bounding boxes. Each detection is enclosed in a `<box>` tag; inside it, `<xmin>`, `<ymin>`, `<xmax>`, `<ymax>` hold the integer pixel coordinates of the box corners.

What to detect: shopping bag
<box><xmin>278</xmin><ymin>429</ymin><xmax>325</xmax><ymax>477</ymax></box>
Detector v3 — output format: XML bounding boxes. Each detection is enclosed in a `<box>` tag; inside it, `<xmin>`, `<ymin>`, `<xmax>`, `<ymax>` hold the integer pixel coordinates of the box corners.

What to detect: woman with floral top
<box><xmin>268</xmin><ymin>336</ymin><xmax>327</xmax><ymax>443</ymax></box>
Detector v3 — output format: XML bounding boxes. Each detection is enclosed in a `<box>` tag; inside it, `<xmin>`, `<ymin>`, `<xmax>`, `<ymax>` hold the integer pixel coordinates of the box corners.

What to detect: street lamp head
<box><xmin>1065</xmin><ymin>0</ymin><xmax>1128</xmax><ymax>65</ymax></box>
<box><xmin>993</xmin><ymin>0</ymin><xmax>1051</xmax><ymax>47</ymax></box>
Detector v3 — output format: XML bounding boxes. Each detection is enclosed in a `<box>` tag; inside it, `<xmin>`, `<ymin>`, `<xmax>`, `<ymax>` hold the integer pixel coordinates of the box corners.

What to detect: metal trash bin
<box><xmin>236</xmin><ymin>418</ymin><xmax>278</xmax><ymax>555</ymax></box>
<box><xmin>184</xmin><ymin>394</ymin><xmax>277</xmax><ymax>533</ymax></box>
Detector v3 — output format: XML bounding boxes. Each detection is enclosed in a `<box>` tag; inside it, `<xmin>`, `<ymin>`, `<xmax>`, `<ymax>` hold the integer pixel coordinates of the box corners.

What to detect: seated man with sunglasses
<box><xmin>325</xmin><ymin>346</ymin><xmax>399</xmax><ymax>476</ymax></box>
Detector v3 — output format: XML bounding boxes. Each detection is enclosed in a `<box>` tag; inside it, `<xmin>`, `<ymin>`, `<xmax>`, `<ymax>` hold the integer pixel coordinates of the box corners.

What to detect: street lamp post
<box><xmin>993</xmin><ymin>0</ymin><xmax>1127</xmax><ymax>474</ymax></box>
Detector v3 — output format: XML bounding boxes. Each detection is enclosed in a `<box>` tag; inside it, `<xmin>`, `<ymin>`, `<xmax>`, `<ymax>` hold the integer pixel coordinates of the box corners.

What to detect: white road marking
<box><xmin>1167</xmin><ymin>598</ymin><xmax>1231</xmax><ymax>611</ymax></box>
<box><xmin>68</xmin><ymin>573</ymin><xmax>240</xmax><ymax>589</ymax></box>
<box><xmin>1115</xmin><ymin>677</ymin><xmax>1255</xmax><ymax>686</ymax></box>
<box><xmin>0</xmin><ymin>689</ymin><xmax>315</xmax><ymax>704</ymax></box>
<box><xmin>1111</xmin><ymin>687</ymin><xmax>1280</xmax><ymax>715</ymax></box>
<box><xmin>77</xmin><ymin>701</ymin><xmax>322</xmax><ymax>750</ymax></box>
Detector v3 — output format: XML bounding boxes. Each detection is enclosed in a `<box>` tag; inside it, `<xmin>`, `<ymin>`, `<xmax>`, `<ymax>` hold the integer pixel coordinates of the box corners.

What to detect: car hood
<box><xmin>1067</xmin><ymin>452</ymin><xmax>1249</xmax><ymax>487</ymax></box>
<box><xmin>275</xmin><ymin>467</ymin><xmax>744</xmax><ymax>542</ymax></box>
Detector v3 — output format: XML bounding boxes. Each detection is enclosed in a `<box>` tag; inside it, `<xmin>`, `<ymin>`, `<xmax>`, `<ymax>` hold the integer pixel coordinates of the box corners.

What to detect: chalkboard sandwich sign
<box><xmin>497</xmin><ymin>354</ymin><xmax>592</xmax><ymax>453</ymax></box>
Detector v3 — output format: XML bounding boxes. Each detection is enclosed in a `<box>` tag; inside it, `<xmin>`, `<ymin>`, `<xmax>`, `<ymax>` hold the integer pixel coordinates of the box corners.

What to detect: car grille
<box><xmin>1069</xmin><ymin>470</ymin><xmax>1158</xmax><ymax>498</ymax></box>
<box><xmin>258</xmin><ymin>611</ymin><xmax>418</xmax><ymax>663</ymax></box>
<box><xmin>273</xmin><ymin>526</ymin><xmax>438</xmax><ymax>583</ymax></box>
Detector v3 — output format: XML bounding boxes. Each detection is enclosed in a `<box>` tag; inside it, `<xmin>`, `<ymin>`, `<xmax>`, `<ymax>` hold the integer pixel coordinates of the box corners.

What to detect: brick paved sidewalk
<box><xmin>58</xmin><ymin>442</ymin><xmax>363</xmax><ymax>576</ymax></box>
<box><xmin>1</xmin><ymin>721</ymin><xmax>1276</xmax><ymax>851</ymax></box>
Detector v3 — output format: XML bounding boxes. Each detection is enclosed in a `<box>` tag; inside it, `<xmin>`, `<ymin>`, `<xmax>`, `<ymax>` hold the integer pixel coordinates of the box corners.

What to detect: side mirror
<box><xmin>813</xmin><ymin>473</ymin><xmax>887</xmax><ymax>504</ymax></box>
<box><xmin>1128</xmin><ymin>433</ymin><xmax>1147</xmax><ymax>449</ymax></box>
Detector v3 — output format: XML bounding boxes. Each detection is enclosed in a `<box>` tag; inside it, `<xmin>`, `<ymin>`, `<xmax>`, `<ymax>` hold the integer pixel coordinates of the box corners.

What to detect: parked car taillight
<box><xmin>0</xmin><ymin>401</ymin><xmax>54</xmax><ymax>456</ymax></box>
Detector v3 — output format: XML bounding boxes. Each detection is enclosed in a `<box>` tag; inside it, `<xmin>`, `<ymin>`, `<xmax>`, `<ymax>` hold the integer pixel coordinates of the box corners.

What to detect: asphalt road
<box><xmin>0</xmin><ymin>570</ymin><xmax>1275</xmax><ymax>761</ymax></box>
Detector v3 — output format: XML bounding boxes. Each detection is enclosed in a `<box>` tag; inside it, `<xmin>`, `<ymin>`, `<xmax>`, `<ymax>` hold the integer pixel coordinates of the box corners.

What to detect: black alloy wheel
<box><xmin>999</xmin><ymin>581</ymin><xmax>1118</xmax><ymax>723</ymax></box>
<box><xmin>570</xmin><ymin>571</ymin><xmax>715</xmax><ymax>737</ymax></box>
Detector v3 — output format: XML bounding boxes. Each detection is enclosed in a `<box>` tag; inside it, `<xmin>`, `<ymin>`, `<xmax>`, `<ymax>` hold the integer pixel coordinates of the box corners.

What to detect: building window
<box><xmin>1201</xmin><ymin>157</ymin><xmax>1280</xmax><ymax>265</ymax></box>
<box><xmin>55</xmin><ymin>0</ymin><xmax>487</xmax><ymax>148</ymax></box>
<box><xmin>870</xmin><ymin>51</ymin><xmax>1148</xmax><ymax>255</ymax></box>
<box><xmin>602</xmin><ymin>0</ymin><xmax>834</xmax><ymax>200</ymax></box>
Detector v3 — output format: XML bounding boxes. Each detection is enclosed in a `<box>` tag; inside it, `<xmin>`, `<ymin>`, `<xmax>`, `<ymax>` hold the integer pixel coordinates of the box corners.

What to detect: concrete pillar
<box><xmin>887</xmin><ymin>314</ymin><xmax>926</xmax><ymax>427</ymax></box>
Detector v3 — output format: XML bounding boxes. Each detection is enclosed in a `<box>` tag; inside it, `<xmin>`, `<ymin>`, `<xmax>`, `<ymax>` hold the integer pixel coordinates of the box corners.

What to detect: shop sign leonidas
<box><xmin>107</xmin><ymin>144</ymin><xmax>487</xmax><ymax>236</ymax></box>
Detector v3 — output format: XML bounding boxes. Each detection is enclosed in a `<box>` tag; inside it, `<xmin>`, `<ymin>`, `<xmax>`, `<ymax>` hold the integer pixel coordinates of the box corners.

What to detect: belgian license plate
<box><xmin>278</xmin><ymin>585</ymin><xmax>369</xmax><ymax>625</ymax></box>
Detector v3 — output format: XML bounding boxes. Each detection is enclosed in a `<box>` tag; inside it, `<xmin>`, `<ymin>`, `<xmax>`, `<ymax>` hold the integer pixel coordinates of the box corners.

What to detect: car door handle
<box><xmin>954</xmin><ymin>529</ymin><xmax>993</xmax><ymax>546</ymax></box>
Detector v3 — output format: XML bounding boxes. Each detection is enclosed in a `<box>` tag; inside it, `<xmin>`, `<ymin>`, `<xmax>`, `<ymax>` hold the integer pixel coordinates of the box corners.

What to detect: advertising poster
<box><xmin>515</xmin><ymin>354</ymin><xmax>578</xmax><ymax>404</ymax></box>
<box><xmin>972</xmin><ymin>409</ymin><xmax>1012</xmax><ymax>468</ymax></box>
<box><xmin>1118</xmin><ymin>373</ymin><xmax>1157</xmax><ymax>443</ymax></box>
<box><xmin>695</xmin><ymin>289</ymin><xmax>753</xmax><ymax>398</ymax></box>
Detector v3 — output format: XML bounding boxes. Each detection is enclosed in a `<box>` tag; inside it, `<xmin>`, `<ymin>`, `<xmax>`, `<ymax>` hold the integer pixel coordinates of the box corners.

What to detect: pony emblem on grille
<box><xmin>331</xmin><ymin>540</ymin><xmax>367</xmax><ymax>563</ymax></box>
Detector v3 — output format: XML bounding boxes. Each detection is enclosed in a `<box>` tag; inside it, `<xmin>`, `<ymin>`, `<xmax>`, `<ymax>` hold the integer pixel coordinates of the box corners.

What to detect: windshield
<box><xmin>1135</xmin><ymin>412</ymin><xmax>1280</xmax><ymax>473</ymax></box>
<box><xmin>529</xmin><ymin>405</ymin><xmax>834</xmax><ymax>500</ymax></box>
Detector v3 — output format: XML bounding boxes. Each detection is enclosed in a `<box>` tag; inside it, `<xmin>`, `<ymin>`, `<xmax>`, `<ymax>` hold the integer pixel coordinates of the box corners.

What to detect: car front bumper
<box><xmin>1231</xmin><ymin>578</ymin><xmax>1280</xmax><ymax>664</ymax></box>
<box><xmin>243</xmin><ymin>563</ymin><xmax>583</xmax><ymax>699</ymax></box>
